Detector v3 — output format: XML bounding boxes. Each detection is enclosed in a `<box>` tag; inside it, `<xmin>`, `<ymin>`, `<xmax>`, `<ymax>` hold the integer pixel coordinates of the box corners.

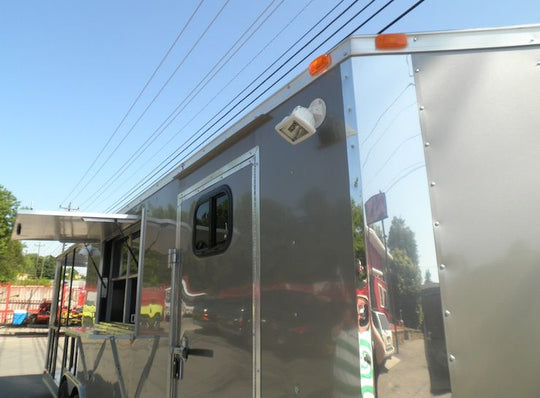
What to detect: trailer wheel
<box><xmin>70</xmin><ymin>390</ymin><xmax>79</xmax><ymax>398</ymax></box>
<box><xmin>58</xmin><ymin>379</ymin><xmax>69</xmax><ymax>398</ymax></box>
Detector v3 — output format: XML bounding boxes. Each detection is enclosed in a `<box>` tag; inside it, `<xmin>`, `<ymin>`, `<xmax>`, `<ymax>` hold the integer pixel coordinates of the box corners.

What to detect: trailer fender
<box><xmin>61</xmin><ymin>371</ymin><xmax>86</xmax><ymax>398</ymax></box>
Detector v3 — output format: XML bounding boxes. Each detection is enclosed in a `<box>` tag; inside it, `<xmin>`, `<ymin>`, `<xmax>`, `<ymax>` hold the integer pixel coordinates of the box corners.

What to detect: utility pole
<box><xmin>34</xmin><ymin>242</ymin><xmax>44</xmax><ymax>278</ymax></box>
<box><xmin>40</xmin><ymin>257</ymin><xmax>45</xmax><ymax>279</ymax></box>
<box><xmin>59</xmin><ymin>202</ymin><xmax>79</xmax><ymax>253</ymax></box>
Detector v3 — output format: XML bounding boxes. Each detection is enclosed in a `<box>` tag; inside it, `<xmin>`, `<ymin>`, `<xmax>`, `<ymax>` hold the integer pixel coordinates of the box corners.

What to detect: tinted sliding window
<box><xmin>194</xmin><ymin>186</ymin><xmax>232</xmax><ymax>256</ymax></box>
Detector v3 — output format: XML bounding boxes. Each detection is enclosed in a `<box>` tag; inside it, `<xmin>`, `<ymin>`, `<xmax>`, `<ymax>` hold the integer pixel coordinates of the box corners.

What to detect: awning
<box><xmin>11</xmin><ymin>210</ymin><xmax>140</xmax><ymax>243</ymax></box>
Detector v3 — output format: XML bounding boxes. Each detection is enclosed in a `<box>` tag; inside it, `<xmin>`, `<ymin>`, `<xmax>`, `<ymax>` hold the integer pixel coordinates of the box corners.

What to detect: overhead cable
<box><xmin>61</xmin><ymin>0</ymin><xmax>205</xmax><ymax>206</ymax></box>
<box><xmin>81</xmin><ymin>0</ymin><xmax>284</xmax><ymax>209</ymax></box>
<box><xmin>106</xmin><ymin>0</ymin><xmax>393</xmax><ymax>211</ymax></box>
<box><xmin>71</xmin><ymin>0</ymin><xmax>230</xmax><ymax>204</ymax></box>
<box><xmin>98</xmin><ymin>0</ymin><xmax>319</xmax><ymax>210</ymax></box>
<box><xmin>378</xmin><ymin>0</ymin><xmax>426</xmax><ymax>33</ymax></box>
<box><xmin>104</xmin><ymin>0</ymin><xmax>359</xmax><ymax>211</ymax></box>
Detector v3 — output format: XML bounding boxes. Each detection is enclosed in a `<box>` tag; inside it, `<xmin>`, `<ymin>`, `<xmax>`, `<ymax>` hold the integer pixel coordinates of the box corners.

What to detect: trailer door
<box><xmin>170</xmin><ymin>149</ymin><xmax>260</xmax><ymax>398</ymax></box>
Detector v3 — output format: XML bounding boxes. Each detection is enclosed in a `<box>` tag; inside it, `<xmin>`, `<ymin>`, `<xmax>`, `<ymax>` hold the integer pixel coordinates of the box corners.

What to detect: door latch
<box><xmin>172</xmin><ymin>335</ymin><xmax>189</xmax><ymax>380</ymax></box>
<box><xmin>172</xmin><ymin>354</ymin><xmax>184</xmax><ymax>380</ymax></box>
<box><xmin>172</xmin><ymin>335</ymin><xmax>214</xmax><ymax>380</ymax></box>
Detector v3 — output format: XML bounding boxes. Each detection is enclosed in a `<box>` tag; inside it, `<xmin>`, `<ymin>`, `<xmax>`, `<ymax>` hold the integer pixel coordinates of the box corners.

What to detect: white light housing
<box><xmin>275</xmin><ymin>98</ymin><xmax>326</xmax><ymax>145</ymax></box>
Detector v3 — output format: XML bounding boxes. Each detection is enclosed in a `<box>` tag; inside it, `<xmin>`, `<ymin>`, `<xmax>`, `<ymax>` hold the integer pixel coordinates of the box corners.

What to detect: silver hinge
<box><xmin>168</xmin><ymin>248</ymin><xmax>180</xmax><ymax>269</ymax></box>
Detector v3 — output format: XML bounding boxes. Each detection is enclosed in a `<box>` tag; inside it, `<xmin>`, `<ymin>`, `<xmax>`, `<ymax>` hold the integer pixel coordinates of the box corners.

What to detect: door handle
<box><xmin>172</xmin><ymin>335</ymin><xmax>214</xmax><ymax>380</ymax></box>
<box><xmin>177</xmin><ymin>335</ymin><xmax>214</xmax><ymax>361</ymax></box>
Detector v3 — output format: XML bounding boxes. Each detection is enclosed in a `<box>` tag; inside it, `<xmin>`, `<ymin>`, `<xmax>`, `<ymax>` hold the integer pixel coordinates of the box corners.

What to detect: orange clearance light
<box><xmin>375</xmin><ymin>33</ymin><xmax>408</xmax><ymax>50</ymax></box>
<box><xmin>309</xmin><ymin>54</ymin><xmax>332</xmax><ymax>76</ymax></box>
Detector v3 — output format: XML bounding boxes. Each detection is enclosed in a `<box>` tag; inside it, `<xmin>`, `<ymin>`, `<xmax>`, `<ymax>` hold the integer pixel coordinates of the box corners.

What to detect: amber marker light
<box><xmin>308</xmin><ymin>54</ymin><xmax>332</xmax><ymax>76</ymax></box>
<box><xmin>375</xmin><ymin>33</ymin><xmax>408</xmax><ymax>50</ymax></box>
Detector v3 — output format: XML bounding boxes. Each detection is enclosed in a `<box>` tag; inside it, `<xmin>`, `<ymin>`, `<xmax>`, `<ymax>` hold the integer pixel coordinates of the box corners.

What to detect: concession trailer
<box><xmin>12</xmin><ymin>24</ymin><xmax>540</xmax><ymax>398</ymax></box>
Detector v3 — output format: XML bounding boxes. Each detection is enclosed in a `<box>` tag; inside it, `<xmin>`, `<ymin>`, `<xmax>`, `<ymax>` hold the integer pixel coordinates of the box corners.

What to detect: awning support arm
<box><xmin>113</xmin><ymin>220</ymin><xmax>139</xmax><ymax>265</ymax></box>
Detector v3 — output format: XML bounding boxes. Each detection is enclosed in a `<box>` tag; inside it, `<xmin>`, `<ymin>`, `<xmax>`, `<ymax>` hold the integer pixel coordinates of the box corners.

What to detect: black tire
<box><xmin>58</xmin><ymin>379</ymin><xmax>69</xmax><ymax>398</ymax></box>
<box><xmin>70</xmin><ymin>391</ymin><xmax>79</xmax><ymax>398</ymax></box>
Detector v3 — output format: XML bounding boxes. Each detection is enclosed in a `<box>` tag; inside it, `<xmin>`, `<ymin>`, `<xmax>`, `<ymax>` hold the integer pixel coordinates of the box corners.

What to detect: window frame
<box><xmin>100</xmin><ymin>230</ymin><xmax>141</xmax><ymax>325</ymax></box>
<box><xmin>193</xmin><ymin>185</ymin><xmax>233</xmax><ymax>257</ymax></box>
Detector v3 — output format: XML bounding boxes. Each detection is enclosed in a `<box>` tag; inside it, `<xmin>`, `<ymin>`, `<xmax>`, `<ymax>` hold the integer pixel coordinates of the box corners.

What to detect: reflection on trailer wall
<box><xmin>344</xmin><ymin>54</ymin><xmax>451</xmax><ymax>397</ymax></box>
<box><xmin>366</xmin><ymin>229</ymin><xmax>391</xmax><ymax>322</ymax></box>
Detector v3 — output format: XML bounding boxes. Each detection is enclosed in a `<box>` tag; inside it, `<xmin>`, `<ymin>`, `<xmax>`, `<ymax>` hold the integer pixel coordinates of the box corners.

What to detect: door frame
<box><xmin>169</xmin><ymin>147</ymin><xmax>261</xmax><ymax>398</ymax></box>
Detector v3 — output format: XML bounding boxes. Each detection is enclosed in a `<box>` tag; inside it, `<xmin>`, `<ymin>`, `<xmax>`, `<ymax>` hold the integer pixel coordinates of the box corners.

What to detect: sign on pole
<box><xmin>365</xmin><ymin>192</ymin><xmax>388</xmax><ymax>225</ymax></box>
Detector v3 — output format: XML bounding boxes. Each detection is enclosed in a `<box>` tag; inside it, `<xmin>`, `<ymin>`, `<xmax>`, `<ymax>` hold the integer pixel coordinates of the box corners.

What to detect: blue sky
<box><xmin>1</xmin><ymin>0</ymin><xmax>539</xmax><ymax>255</ymax></box>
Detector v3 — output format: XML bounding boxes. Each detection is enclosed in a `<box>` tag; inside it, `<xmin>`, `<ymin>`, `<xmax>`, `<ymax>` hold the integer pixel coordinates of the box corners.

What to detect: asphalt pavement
<box><xmin>0</xmin><ymin>326</ymin><xmax>51</xmax><ymax>398</ymax></box>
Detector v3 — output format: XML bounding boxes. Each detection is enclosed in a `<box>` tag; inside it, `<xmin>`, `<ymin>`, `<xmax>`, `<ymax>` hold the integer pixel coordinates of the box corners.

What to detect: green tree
<box><xmin>0</xmin><ymin>186</ymin><xmax>22</xmax><ymax>281</ymax></box>
<box><xmin>0</xmin><ymin>240</ymin><xmax>25</xmax><ymax>282</ymax></box>
<box><xmin>351</xmin><ymin>200</ymin><xmax>366</xmax><ymax>263</ymax></box>
<box><xmin>389</xmin><ymin>248</ymin><xmax>422</xmax><ymax>328</ymax></box>
<box><xmin>38</xmin><ymin>255</ymin><xmax>56</xmax><ymax>279</ymax></box>
<box><xmin>22</xmin><ymin>252</ymin><xmax>57</xmax><ymax>279</ymax></box>
<box><xmin>23</xmin><ymin>253</ymin><xmax>38</xmax><ymax>276</ymax></box>
<box><xmin>424</xmin><ymin>269</ymin><xmax>432</xmax><ymax>284</ymax></box>
<box><xmin>0</xmin><ymin>185</ymin><xmax>19</xmax><ymax>254</ymax></box>
<box><xmin>388</xmin><ymin>217</ymin><xmax>418</xmax><ymax>266</ymax></box>
<box><xmin>387</xmin><ymin>216</ymin><xmax>422</xmax><ymax>328</ymax></box>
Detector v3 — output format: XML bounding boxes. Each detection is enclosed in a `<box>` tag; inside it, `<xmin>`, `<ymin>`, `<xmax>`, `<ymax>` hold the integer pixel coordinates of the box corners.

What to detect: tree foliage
<box><xmin>424</xmin><ymin>269</ymin><xmax>432</xmax><ymax>284</ymax></box>
<box><xmin>388</xmin><ymin>217</ymin><xmax>418</xmax><ymax>266</ymax></box>
<box><xmin>0</xmin><ymin>185</ymin><xmax>19</xmax><ymax>254</ymax></box>
<box><xmin>0</xmin><ymin>240</ymin><xmax>25</xmax><ymax>282</ymax></box>
<box><xmin>388</xmin><ymin>248</ymin><xmax>422</xmax><ymax>328</ymax></box>
<box><xmin>351</xmin><ymin>200</ymin><xmax>366</xmax><ymax>264</ymax></box>
<box><xmin>387</xmin><ymin>217</ymin><xmax>422</xmax><ymax>328</ymax></box>
<box><xmin>23</xmin><ymin>253</ymin><xmax>56</xmax><ymax>279</ymax></box>
<box><xmin>0</xmin><ymin>186</ymin><xmax>23</xmax><ymax>281</ymax></box>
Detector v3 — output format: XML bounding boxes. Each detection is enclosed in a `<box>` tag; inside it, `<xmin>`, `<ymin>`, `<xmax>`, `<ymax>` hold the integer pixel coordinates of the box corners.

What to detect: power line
<box><xmin>70</xmin><ymin>0</ymin><xmax>230</xmax><ymax>204</ymax></box>
<box><xmin>99</xmin><ymin>0</ymin><xmax>349</xmax><ymax>212</ymax></box>
<box><xmin>61</xmin><ymin>0</ymin><xmax>205</xmax><ymax>206</ymax></box>
<box><xmin>171</xmin><ymin>0</ymin><xmax>394</xmax><ymax>167</ymax></box>
<box><xmin>361</xmin><ymin>101</ymin><xmax>417</xmax><ymax>168</ymax></box>
<box><xmin>364</xmin><ymin>133</ymin><xmax>421</xmax><ymax>190</ymax></box>
<box><xmin>74</xmin><ymin>0</ymin><xmax>426</xmax><ymax>213</ymax></box>
<box><xmin>106</xmin><ymin>0</ymin><xmax>396</xmax><ymax>212</ymax></box>
<box><xmin>94</xmin><ymin>0</ymin><xmax>320</xmax><ymax>210</ymax></box>
<box><xmin>151</xmin><ymin>0</ymin><xmax>422</xmax><ymax>206</ymax></box>
<box><xmin>107</xmin><ymin>0</ymin><xmax>427</xmax><ymax>212</ymax></box>
<box><xmin>103</xmin><ymin>0</ymin><xmax>365</xmax><ymax>211</ymax></box>
<box><xmin>360</xmin><ymin>83</ymin><xmax>414</xmax><ymax>146</ymax></box>
<box><xmin>81</xmin><ymin>0</ymin><xmax>285</xmax><ymax>210</ymax></box>
<box><xmin>378</xmin><ymin>0</ymin><xmax>426</xmax><ymax>33</ymax></box>
<box><xmin>181</xmin><ymin>0</ymin><xmax>396</xmax><ymax>161</ymax></box>
<box><xmin>383</xmin><ymin>162</ymin><xmax>425</xmax><ymax>193</ymax></box>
